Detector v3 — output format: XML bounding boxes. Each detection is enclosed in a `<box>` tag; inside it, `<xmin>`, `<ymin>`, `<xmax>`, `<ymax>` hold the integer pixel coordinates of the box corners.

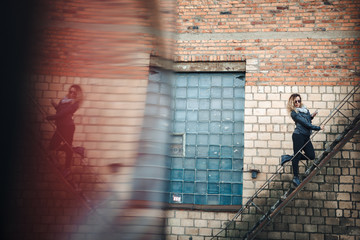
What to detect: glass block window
<box><xmin>169</xmin><ymin>73</ymin><xmax>245</xmax><ymax>205</ymax></box>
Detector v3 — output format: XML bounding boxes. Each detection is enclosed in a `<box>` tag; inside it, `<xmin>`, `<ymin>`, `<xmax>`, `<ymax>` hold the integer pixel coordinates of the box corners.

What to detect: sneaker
<box><xmin>281</xmin><ymin>155</ymin><xmax>293</xmax><ymax>166</ymax></box>
<box><xmin>73</xmin><ymin>146</ymin><xmax>85</xmax><ymax>158</ymax></box>
<box><xmin>292</xmin><ymin>176</ymin><xmax>301</xmax><ymax>187</ymax></box>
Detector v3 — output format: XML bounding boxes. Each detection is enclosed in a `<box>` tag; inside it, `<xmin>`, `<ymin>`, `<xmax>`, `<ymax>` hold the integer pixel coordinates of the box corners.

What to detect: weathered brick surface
<box><xmin>177</xmin><ymin>1</ymin><xmax>359</xmax><ymax>33</ymax></box>
<box><xmin>5</xmin><ymin>0</ymin><xmax>360</xmax><ymax>240</ymax></box>
<box><xmin>167</xmin><ymin>138</ymin><xmax>360</xmax><ymax>239</ymax></box>
<box><xmin>175</xmin><ymin>0</ymin><xmax>360</xmax><ymax>86</ymax></box>
<box><xmin>166</xmin><ymin>0</ymin><xmax>359</xmax><ymax>239</ymax></box>
<box><xmin>6</xmin><ymin>0</ymin><xmax>175</xmax><ymax>240</ymax></box>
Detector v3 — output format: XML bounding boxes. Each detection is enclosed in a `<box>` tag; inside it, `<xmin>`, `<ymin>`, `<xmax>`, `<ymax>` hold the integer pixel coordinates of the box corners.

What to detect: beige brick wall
<box><xmin>33</xmin><ymin>75</ymin><xmax>148</xmax><ymax>167</ymax></box>
<box><xmin>166</xmin><ymin>85</ymin><xmax>359</xmax><ymax>240</ymax></box>
<box><xmin>242</xmin><ymin>85</ymin><xmax>357</xmax><ymax>203</ymax></box>
<box><xmin>166</xmin><ymin>210</ymin><xmax>236</xmax><ymax>240</ymax></box>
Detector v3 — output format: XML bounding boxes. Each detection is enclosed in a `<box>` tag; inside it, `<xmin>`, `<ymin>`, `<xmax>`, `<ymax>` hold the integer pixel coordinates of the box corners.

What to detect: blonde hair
<box><xmin>287</xmin><ymin>93</ymin><xmax>303</xmax><ymax>114</ymax></box>
<box><xmin>67</xmin><ymin>84</ymin><xmax>84</xmax><ymax>105</ymax></box>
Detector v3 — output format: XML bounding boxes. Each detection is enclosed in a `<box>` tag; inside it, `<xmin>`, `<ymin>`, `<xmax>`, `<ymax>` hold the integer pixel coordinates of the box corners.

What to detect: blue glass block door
<box><xmin>169</xmin><ymin>73</ymin><xmax>245</xmax><ymax>205</ymax></box>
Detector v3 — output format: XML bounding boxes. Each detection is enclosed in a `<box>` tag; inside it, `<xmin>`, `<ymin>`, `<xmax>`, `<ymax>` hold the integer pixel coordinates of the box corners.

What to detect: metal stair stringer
<box><xmin>22</xmin><ymin>117</ymin><xmax>94</xmax><ymax>211</ymax></box>
<box><xmin>243</xmin><ymin>112</ymin><xmax>360</xmax><ymax>240</ymax></box>
<box><xmin>24</xmin><ymin>93</ymin><xmax>113</xmax><ymax>213</ymax></box>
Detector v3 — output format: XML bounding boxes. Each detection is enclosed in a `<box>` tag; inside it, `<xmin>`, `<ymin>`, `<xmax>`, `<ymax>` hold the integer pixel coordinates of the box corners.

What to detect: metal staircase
<box><xmin>19</xmin><ymin>99</ymin><xmax>142</xmax><ymax>240</ymax></box>
<box><xmin>211</xmin><ymin>83</ymin><xmax>360</xmax><ymax>240</ymax></box>
<box><xmin>25</xmin><ymin>94</ymin><xmax>99</xmax><ymax>211</ymax></box>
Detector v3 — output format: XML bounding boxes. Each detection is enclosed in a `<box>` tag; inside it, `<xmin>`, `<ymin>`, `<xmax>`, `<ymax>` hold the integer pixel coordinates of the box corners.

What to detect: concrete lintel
<box><xmin>150</xmin><ymin>56</ymin><xmax>246</xmax><ymax>72</ymax></box>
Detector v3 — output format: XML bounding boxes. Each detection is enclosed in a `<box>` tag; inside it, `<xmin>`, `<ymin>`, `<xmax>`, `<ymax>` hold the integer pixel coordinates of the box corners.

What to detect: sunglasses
<box><xmin>294</xmin><ymin>100</ymin><xmax>301</xmax><ymax>104</ymax></box>
<box><xmin>69</xmin><ymin>90</ymin><xmax>77</xmax><ymax>94</ymax></box>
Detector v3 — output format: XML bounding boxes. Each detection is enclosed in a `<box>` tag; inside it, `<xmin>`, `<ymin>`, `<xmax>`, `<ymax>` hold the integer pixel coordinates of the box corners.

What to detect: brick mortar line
<box><xmin>177</xmin><ymin>30</ymin><xmax>360</xmax><ymax>41</ymax></box>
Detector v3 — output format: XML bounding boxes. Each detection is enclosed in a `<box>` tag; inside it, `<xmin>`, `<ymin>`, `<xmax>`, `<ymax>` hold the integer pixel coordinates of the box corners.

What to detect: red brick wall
<box><xmin>177</xmin><ymin>0</ymin><xmax>359</xmax><ymax>33</ymax></box>
<box><xmin>29</xmin><ymin>0</ymin><xmax>152</xmax><ymax>79</ymax></box>
<box><xmin>175</xmin><ymin>0</ymin><xmax>360</xmax><ymax>86</ymax></box>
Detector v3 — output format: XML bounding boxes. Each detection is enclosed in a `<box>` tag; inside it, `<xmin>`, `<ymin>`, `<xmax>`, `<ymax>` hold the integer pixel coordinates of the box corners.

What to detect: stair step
<box><xmin>243</xmin><ymin>113</ymin><xmax>360</xmax><ymax>240</ymax></box>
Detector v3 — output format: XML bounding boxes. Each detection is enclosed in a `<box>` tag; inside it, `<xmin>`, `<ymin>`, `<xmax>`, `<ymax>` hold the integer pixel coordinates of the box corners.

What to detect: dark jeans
<box><xmin>292</xmin><ymin>133</ymin><xmax>315</xmax><ymax>177</ymax></box>
<box><xmin>49</xmin><ymin>125</ymin><xmax>75</xmax><ymax>168</ymax></box>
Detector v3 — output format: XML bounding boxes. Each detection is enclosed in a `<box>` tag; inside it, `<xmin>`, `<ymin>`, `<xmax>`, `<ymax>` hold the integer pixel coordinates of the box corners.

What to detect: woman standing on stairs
<box><xmin>47</xmin><ymin>84</ymin><xmax>83</xmax><ymax>176</ymax></box>
<box><xmin>282</xmin><ymin>93</ymin><xmax>323</xmax><ymax>187</ymax></box>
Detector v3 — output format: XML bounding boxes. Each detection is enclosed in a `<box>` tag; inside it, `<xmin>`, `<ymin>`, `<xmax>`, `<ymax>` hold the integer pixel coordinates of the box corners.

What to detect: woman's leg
<box><xmin>49</xmin><ymin>129</ymin><xmax>62</xmax><ymax>151</ymax></box>
<box><xmin>292</xmin><ymin>133</ymin><xmax>306</xmax><ymax>177</ymax></box>
<box><xmin>58</xmin><ymin>125</ymin><xmax>75</xmax><ymax>169</ymax></box>
<box><xmin>302</xmin><ymin>138</ymin><xmax>316</xmax><ymax>160</ymax></box>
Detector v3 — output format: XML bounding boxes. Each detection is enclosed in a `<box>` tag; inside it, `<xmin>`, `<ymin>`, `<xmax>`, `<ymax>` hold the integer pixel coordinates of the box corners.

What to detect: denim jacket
<box><xmin>291</xmin><ymin>108</ymin><xmax>321</xmax><ymax>136</ymax></box>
